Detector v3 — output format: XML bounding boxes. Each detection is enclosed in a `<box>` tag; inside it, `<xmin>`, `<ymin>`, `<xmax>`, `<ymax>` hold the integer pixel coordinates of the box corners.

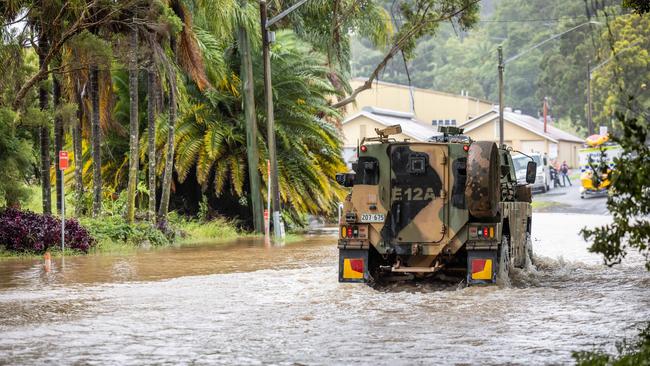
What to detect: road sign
<box><xmin>59</xmin><ymin>151</ymin><xmax>69</xmax><ymax>170</ymax></box>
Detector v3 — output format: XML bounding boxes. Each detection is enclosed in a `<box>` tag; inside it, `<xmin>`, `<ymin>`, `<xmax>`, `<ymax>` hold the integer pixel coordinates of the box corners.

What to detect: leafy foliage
<box><xmin>351</xmin><ymin>0</ymin><xmax>647</xmax><ymax>133</ymax></box>
<box><xmin>173</xmin><ymin>30</ymin><xmax>347</xmax><ymax>220</ymax></box>
<box><xmin>81</xmin><ymin>215</ymin><xmax>172</xmax><ymax>247</ymax></box>
<box><xmin>581</xmin><ymin>112</ymin><xmax>650</xmax><ymax>269</ymax></box>
<box><xmin>623</xmin><ymin>0</ymin><xmax>650</xmax><ymax>14</ymax></box>
<box><xmin>0</xmin><ymin>108</ymin><xmax>36</xmax><ymax>207</ymax></box>
<box><xmin>573</xmin><ymin>322</ymin><xmax>650</xmax><ymax>366</ymax></box>
<box><xmin>590</xmin><ymin>13</ymin><xmax>650</xmax><ymax>129</ymax></box>
<box><xmin>0</xmin><ymin>208</ymin><xmax>95</xmax><ymax>253</ymax></box>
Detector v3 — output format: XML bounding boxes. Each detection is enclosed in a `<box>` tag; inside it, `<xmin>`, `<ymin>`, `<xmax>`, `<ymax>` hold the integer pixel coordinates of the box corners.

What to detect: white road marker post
<box><xmin>59</xmin><ymin>151</ymin><xmax>69</xmax><ymax>252</ymax></box>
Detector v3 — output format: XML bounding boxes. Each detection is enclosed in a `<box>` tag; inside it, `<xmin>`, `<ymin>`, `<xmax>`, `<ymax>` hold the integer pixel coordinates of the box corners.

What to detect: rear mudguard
<box><xmin>467</xmin><ymin>250</ymin><xmax>498</xmax><ymax>285</ymax></box>
<box><xmin>338</xmin><ymin>248</ymin><xmax>370</xmax><ymax>283</ymax></box>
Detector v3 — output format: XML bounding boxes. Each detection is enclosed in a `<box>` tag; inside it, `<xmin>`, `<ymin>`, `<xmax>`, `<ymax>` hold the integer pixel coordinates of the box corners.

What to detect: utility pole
<box><xmin>498</xmin><ymin>21</ymin><xmax>602</xmax><ymax>145</ymax></box>
<box><xmin>587</xmin><ymin>61</ymin><xmax>594</xmax><ymax>136</ymax></box>
<box><xmin>498</xmin><ymin>46</ymin><xmax>504</xmax><ymax>146</ymax></box>
<box><xmin>543</xmin><ymin>96</ymin><xmax>548</xmax><ymax>133</ymax></box>
<box><xmin>238</xmin><ymin>22</ymin><xmax>264</xmax><ymax>233</ymax></box>
<box><xmin>260</xmin><ymin>0</ymin><xmax>285</xmax><ymax>239</ymax></box>
<box><xmin>258</xmin><ymin>0</ymin><xmax>310</xmax><ymax>239</ymax></box>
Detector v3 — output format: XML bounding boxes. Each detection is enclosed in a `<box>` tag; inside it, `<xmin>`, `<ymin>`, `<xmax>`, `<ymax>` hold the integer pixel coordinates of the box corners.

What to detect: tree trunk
<box><xmin>237</xmin><ymin>25</ymin><xmax>263</xmax><ymax>233</ymax></box>
<box><xmin>158</xmin><ymin>36</ymin><xmax>177</xmax><ymax>220</ymax></box>
<box><xmin>126</xmin><ymin>28</ymin><xmax>139</xmax><ymax>224</ymax></box>
<box><xmin>53</xmin><ymin>70</ymin><xmax>63</xmax><ymax>215</ymax></box>
<box><xmin>147</xmin><ymin>66</ymin><xmax>157</xmax><ymax>222</ymax></box>
<box><xmin>90</xmin><ymin>65</ymin><xmax>102</xmax><ymax>217</ymax></box>
<box><xmin>72</xmin><ymin>86</ymin><xmax>84</xmax><ymax>217</ymax></box>
<box><xmin>38</xmin><ymin>35</ymin><xmax>52</xmax><ymax>215</ymax></box>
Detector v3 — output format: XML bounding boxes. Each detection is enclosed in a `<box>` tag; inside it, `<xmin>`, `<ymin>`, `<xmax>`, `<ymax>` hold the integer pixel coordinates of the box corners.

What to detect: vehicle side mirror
<box><xmin>526</xmin><ymin>161</ymin><xmax>537</xmax><ymax>184</ymax></box>
<box><xmin>336</xmin><ymin>173</ymin><xmax>355</xmax><ymax>187</ymax></box>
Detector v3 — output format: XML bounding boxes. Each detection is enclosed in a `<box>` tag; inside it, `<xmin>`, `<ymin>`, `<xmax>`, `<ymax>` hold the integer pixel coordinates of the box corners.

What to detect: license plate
<box><xmin>360</xmin><ymin>213</ymin><xmax>385</xmax><ymax>223</ymax></box>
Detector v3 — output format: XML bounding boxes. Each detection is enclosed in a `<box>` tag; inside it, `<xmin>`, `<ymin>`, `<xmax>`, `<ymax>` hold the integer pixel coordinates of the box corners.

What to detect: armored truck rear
<box><xmin>336</xmin><ymin>126</ymin><xmax>536</xmax><ymax>285</ymax></box>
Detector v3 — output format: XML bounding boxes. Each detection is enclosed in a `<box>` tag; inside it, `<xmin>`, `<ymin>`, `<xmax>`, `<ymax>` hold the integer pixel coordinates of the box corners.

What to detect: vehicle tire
<box><xmin>525</xmin><ymin>232</ymin><xmax>534</xmax><ymax>267</ymax></box>
<box><xmin>497</xmin><ymin>234</ymin><xmax>511</xmax><ymax>284</ymax></box>
<box><xmin>466</xmin><ymin>141</ymin><xmax>500</xmax><ymax>218</ymax></box>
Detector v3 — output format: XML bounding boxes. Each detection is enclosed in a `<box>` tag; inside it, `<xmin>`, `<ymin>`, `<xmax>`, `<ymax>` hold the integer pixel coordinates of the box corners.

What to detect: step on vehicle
<box><xmin>336</xmin><ymin>125</ymin><xmax>536</xmax><ymax>285</ymax></box>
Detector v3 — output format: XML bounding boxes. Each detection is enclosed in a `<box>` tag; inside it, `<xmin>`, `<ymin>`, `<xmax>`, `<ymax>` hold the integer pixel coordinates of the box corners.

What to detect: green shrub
<box><xmin>80</xmin><ymin>216</ymin><xmax>171</xmax><ymax>248</ymax></box>
<box><xmin>573</xmin><ymin>323</ymin><xmax>650</xmax><ymax>366</ymax></box>
<box><xmin>168</xmin><ymin>213</ymin><xmax>241</xmax><ymax>242</ymax></box>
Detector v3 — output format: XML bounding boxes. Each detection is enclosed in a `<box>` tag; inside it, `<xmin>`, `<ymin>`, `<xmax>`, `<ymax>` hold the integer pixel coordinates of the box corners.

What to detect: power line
<box><xmin>477</xmin><ymin>15</ymin><xmax>621</xmax><ymax>23</ymax></box>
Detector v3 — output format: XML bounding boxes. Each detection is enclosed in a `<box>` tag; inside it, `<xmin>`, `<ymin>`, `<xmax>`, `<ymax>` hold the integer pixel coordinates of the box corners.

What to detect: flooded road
<box><xmin>1</xmin><ymin>213</ymin><xmax>648</xmax><ymax>365</ymax></box>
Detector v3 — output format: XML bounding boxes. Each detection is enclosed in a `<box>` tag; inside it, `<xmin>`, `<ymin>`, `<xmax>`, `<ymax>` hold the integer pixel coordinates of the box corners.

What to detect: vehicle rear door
<box><xmin>388</xmin><ymin>143</ymin><xmax>448</xmax><ymax>243</ymax></box>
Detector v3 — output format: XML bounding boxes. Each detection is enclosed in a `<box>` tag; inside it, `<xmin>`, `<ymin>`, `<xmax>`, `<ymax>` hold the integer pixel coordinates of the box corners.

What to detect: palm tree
<box><xmin>174</xmin><ymin>30</ymin><xmax>346</xmax><ymax>222</ymax></box>
<box><xmin>90</xmin><ymin>63</ymin><xmax>102</xmax><ymax>217</ymax></box>
<box><xmin>37</xmin><ymin>31</ymin><xmax>52</xmax><ymax>215</ymax></box>
<box><xmin>158</xmin><ymin>0</ymin><xmax>216</xmax><ymax>221</ymax></box>
<box><xmin>147</xmin><ymin>64</ymin><xmax>158</xmax><ymax>221</ymax></box>
<box><xmin>126</xmin><ymin>26</ymin><xmax>139</xmax><ymax>223</ymax></box>
<box><xmin>53</xmin><ymin>63</ymin><xmax>63</xmax><ymax>215</ymax></box>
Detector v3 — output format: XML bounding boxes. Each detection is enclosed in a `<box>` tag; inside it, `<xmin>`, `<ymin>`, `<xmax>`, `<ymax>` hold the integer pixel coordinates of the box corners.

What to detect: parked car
<box><xmin>512</xmin><ymin>153</ymin><xmax>551</xmax><ymax>193</ymax></box>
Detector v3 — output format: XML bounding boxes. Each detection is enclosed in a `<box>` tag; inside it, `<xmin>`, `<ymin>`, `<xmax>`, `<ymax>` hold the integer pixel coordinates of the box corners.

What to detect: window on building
<box><xmin>451</xmin><ymin>119</ymin><xmax>457</xmax><ymax>126</ymax></box>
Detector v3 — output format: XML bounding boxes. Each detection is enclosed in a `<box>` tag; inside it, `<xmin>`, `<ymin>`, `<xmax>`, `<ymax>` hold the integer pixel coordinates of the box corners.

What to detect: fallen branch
<box><xmin>331</xmin><ymin>0</ymin><xmax>480</xmax><ymax>109</ymax></box>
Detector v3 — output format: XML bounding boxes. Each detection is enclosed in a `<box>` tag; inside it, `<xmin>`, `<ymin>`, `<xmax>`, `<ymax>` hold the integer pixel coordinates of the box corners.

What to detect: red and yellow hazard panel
<box><xmin>471</xmin><ymin>258</ymin><xmax>493</xmax><ymax>280</ymax></box>
<box><xmin>339</xmin><ymin>249</ymin><xmax>368</xmax><ymax>283</ymax></box>
<box><xmin>343</xmin><ymin>258</ymin><xmax>364</xmax><ymax>279</ymax></box>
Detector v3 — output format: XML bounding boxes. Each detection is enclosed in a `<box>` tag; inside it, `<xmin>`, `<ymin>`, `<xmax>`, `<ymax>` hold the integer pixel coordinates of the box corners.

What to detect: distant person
<box><xmin>560</xmin><ymin>161</ymin><xmax>572</xmax><ymax>186</ymax></box>
<box><xmin>550</xmin><ymin>162</ymin><xmax>562</xmax><ymax>188</ymax></box>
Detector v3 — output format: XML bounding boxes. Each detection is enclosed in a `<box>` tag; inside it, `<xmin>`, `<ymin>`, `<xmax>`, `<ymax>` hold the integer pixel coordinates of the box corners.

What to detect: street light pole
<box><xmin>498</xmin><ymin>46</ymin><xmax>504</xmax><ymax>146</ymax></box>
<box><xmin>260</xmin><ymin>0</ymin><xmax>284</xmax><ymax>239</ymax></box>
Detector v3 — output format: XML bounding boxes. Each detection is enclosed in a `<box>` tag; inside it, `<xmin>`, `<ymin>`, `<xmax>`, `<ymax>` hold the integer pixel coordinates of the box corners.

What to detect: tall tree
<box><xmin>237</xmin><ymin>22</ymin><xmax>263</xmax><ymax>233</ymax></box>
<box><xmin>53</xmin><ymin>65</ymin><xmax>63</xmax><ymax>215</ymax></box>
<box><xmin>126</xmin><ymin>26</ymin><xmax>139</xmax><ymax>223</ymax></box>
<box><xmin>72</xmin><ymin>77</ymin><xmax>84</xmax><ymax>217</ymax></box>
<box><xmin>37</xmin><ymin>32</ymin><xmax>52</xmax><ymax>215</ymax></box>
<box><xmin>90</xmin><ymin>65</ymin><xmax>102</xmax><ymax>216</ymax></box>
<box><xmin>147</xmin><ymin>65</ymin><xmax>157</xmax><ymax>222</ymax></box>
<box><xmin>173</xmin><ymin>30</ymin><xmax>347</xmax><ymax>222</ymax></box>
<box><xmin>157</xmin><ymin>0</ymin><xmax>212</xmax><ymax>220</ymax></box>
<box><xmin>158</xmin><ymin>36</ymin><xmax>177</xmax><ymax>220</ymax></box>
<box><xmin>331</xmin><ymin>0</ymin><xmax>480</xmax><ymax>108</ymax></box>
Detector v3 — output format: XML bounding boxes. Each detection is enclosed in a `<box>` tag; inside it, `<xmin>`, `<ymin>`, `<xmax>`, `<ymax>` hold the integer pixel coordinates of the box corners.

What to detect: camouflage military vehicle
<box><xmin>336</xmin><ymin>125</ymin><xmax>537</xmax><ymax>285</ymax></box>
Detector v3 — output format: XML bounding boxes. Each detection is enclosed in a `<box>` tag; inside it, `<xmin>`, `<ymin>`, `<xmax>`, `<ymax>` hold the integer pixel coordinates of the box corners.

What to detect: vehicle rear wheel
<box><xmin>497</xmin><ymin>234</ymin><xmax>511</xmax><ymax>284</ymax></box>
<box><xmin>525</xmin><ymin>232</ymin><xmax>534</xmax><ymax>267</ymax></box>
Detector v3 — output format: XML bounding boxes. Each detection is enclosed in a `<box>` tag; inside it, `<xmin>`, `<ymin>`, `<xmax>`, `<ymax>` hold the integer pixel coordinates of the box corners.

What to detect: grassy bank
<box><xmin>4</xmin><ymin>186</ymin><xmax>305</xmax><ymax>259</ymax></box>
<box><xmin>531</xmin><ymin>200</ymin><xmax>566</xmax><ymax>211</ymax></box>
<box><xmin>81</xmin><ymin>214</ymin><xmax>249</xmax><ymax>254</ymax></box>
<box><xmin>0</xmin><ymin>210</ymin><xmax>253</xmax><ymax>259</ymax></box>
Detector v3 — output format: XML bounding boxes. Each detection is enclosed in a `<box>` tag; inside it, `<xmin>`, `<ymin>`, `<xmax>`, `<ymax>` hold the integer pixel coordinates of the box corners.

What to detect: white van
<box><xmin>512</xmin><ymin>153</ymin><xmax>551</xmax><ymax>193</ymax></box>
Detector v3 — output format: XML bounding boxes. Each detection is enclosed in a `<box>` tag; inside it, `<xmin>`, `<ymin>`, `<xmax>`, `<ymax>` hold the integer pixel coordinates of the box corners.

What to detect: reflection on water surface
<box><xmin>0</xmin><ymin>213</ymin><xmax>648</xmax><ymax>365</ymax></box>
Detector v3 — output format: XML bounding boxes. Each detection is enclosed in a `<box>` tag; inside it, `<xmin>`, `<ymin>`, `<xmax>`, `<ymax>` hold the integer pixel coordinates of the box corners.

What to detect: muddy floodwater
<box><xmin>0</xmin><ymin>213</ymin><xmax>648</xmax><ymax>365</ymax></box>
